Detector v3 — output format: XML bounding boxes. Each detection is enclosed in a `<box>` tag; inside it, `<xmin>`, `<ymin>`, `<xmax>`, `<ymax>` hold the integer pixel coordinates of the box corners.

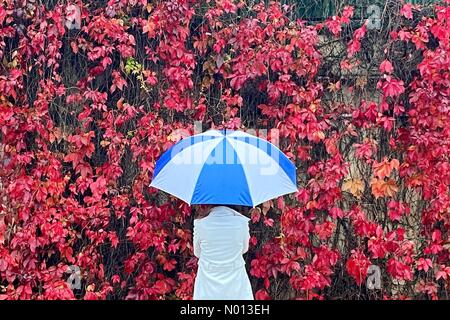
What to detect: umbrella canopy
<box><xmin>150</xmin><ymin>129</ymin><xmax>297</xmax><ymax>207</ymax></box>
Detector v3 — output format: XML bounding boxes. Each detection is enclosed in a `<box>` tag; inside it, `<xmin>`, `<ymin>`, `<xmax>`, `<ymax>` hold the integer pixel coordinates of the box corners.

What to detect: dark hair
<box><xmin>214</xmin><ymin>204</ymin><xmax>251</xmax><ymax>217</ymax></box>
<box><xmin>193</xmin><ymin>204</ymin><xmax>252</xmax><ymax>219</ymax></box>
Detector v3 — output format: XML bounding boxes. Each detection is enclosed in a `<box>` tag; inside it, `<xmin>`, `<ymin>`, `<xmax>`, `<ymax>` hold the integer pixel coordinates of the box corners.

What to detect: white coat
<box><xmin>192</xmin><ymin>206</ymin><xmax>254</xmax><ymax>300</ymax></box>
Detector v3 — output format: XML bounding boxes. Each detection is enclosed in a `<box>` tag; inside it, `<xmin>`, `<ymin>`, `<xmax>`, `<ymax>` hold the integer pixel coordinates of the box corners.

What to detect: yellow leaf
<box><xmin>315</xmin><ymin>130</ymin><xmax>325</xmax><ymax>140</ymax></box>
<box><xmin>342</xmin><ymin>178</ymin><xmax>364</xmax><ymax>198</ymax></box>
<box><xmin>384</xmin><ymin>178</ymin><xmax>399</xmax><ymax>198</ymax></box>
<box><xmin>100</xmin><ymin>140</ymin><xmax>110</xmax><ymax>147</ymax></box>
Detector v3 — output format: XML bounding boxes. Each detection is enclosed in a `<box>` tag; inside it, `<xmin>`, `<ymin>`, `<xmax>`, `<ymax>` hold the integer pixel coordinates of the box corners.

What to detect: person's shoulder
<box><xmin>194</xmin><ymin>217</ymin><xmax>206</xmax><ymax>225</ymax></box>
<box><xmin>232</xmin><ymin>211</ymin><xmax>250</xmax><ymax>222</ymax></box>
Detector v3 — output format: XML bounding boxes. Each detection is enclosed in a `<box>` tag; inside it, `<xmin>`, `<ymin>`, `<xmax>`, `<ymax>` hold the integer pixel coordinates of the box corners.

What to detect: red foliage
<box><xmin>346</xmin><ymin>250</ymin><xmax>372</xmax><ymax>286</ymax></box>
<box><xmin>0</xmin><ymin>0</ymin><xmax>449</xmax><ymax>300</ymax></box>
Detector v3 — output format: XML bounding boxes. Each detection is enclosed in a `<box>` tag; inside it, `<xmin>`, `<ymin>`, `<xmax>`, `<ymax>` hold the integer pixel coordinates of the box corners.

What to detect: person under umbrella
<box><xmin>151</xmin><ymin>129</ymin><xmax>297</xmax><ymax>300</ymax></box>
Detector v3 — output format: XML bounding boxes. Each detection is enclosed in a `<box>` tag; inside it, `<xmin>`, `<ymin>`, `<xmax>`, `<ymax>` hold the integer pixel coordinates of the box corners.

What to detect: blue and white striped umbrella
<box><xmin>150</xmin><ymin>130</ymin><xmax>297</xmax><ymax>207</ymax></box>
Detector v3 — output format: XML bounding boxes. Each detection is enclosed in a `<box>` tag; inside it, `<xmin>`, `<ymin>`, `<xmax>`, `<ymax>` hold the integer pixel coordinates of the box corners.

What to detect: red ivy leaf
<box><xmin>380</xmin><ymin>60</ymin><xmax>394</xmax><ymax>74</ymax></box>
<box><xmin>400</xmin><ymin>4</ymin><xmax>413</xmax><ymax>19</ymax></box>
